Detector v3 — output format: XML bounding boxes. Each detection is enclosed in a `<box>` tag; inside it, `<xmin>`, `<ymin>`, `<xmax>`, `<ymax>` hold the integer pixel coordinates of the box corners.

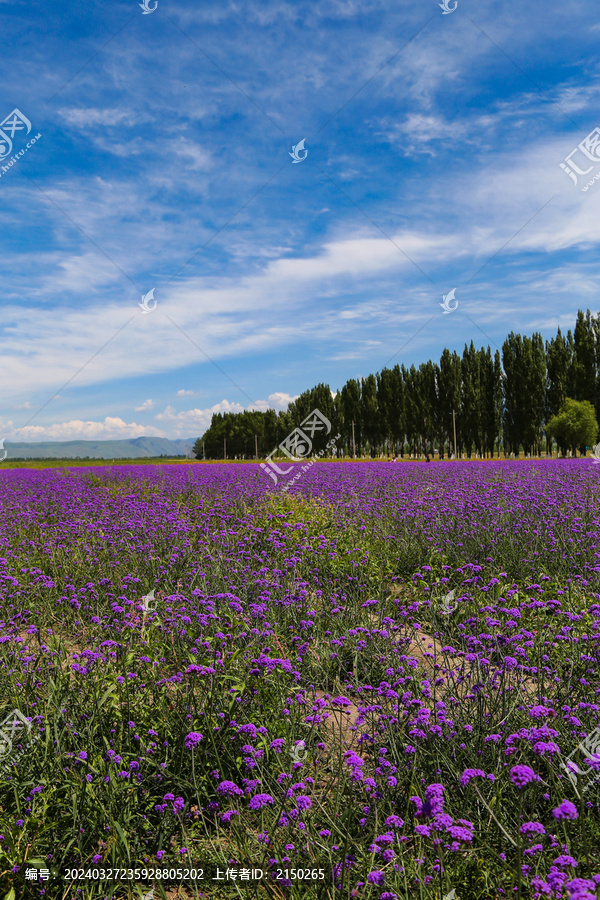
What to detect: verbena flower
<box><xmin>460</xmin><ymin>768</ymin><xmax>487</xmax><ymax>785</ymax></box>
<box><xmin>552</xmin><ymin>800</ymin><xmax>578</xmax><ymax>820</ymax></box>
<box><xmin>510</xmin><ymin>765</ymin><xmax>540</xmax><ymax>787</ymax></box>
<box><xmin>217</xmin><ymin>781</ymin><xmax>243</xmax><ymax>797</ymax></box>
<box><xmin>184</xmin><ymin>732</ymin><xmax>203</xmax><ymax>749</ymax></box>
<box><xmin>552</xmin><ymin>854</ymin><xmax>578</xmax><ymax>869</ymax></box>
<box><xmin>520</xmin><ymin>822</ymin><xmax>546</xmax><ymax>835</ymax></box>
<box><xmin>248</xmin><ymin>794</ymin><xmax>274</xmax><ymax>810</ymax></box>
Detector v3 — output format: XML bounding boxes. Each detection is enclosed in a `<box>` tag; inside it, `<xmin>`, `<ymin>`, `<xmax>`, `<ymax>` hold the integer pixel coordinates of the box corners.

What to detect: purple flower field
<box><xmin>1</xmin><ymin>460</ymin><xmax>600</xmax><ymax>899</ymax></box>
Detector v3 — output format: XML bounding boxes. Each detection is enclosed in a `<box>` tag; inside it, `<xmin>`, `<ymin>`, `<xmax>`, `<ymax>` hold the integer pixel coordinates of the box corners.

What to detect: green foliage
<box><xmin>546</xmin><ymin>397</ymin><xmax>599</xmax><ymax>456</ymax></box>
<box><xmin>192</xmin><ymin>308</ymin><xmax>600</xmax><ymax>461</ymax></box>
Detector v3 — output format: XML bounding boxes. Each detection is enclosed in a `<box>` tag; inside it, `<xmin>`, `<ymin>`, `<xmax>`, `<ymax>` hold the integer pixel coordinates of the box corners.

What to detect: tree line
<box><xmin>194</xmin><ymin>309</ymin><xmax>600</xmax><ymax>460</ymax></box>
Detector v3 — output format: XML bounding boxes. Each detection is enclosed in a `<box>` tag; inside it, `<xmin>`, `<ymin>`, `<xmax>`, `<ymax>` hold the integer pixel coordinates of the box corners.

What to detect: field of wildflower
<box><xmin>1</xmin><ymin>460</ymin><xmax>600</xmax><ymax>900</ymax></box>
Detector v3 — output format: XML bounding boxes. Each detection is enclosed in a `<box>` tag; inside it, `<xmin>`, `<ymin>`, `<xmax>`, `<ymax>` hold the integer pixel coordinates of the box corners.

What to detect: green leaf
<box><xmin>114</xmin><ymin>821</ymin><xmax>130</xmax><ymax>857</ymax></box>
<box><xmin>98</xmin><ymin>685</ymin><xmax>117</xmax><ymax>708</ymax></box>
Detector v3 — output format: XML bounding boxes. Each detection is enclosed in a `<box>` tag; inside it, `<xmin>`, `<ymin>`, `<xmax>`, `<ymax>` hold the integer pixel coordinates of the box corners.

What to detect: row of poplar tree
<box><xmin>194</xmin><ymin>309</ymin><xmax>600</xmax><ymax>460</ymax></box>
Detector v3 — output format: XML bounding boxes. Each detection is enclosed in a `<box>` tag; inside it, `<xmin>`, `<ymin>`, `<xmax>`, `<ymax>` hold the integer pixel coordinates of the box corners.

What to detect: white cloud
<box><xmin>177</xmin><ymin>389</ymin><xmax>196</xmax><ymax>396</ymax></box>
<box><xmin>0</xmin><ymin>393</ymin><xmax>298</xmax><ymax>445</ymax></box>
<box><xmin>265</xmin><ymin>392</ymin><xmax>297</xmax><ymax>410</ymax></box>
<box><xmin>0</xmin><ymin>226</ymin><xmax>456</xmax><ymax>404</ymax></box>
<box><xmin>379</xmin><ymin>113</ymin><xmax>469</xmax><ymax>155</ymax></box>
<box><xmin>56</xmin><ymin>107</ymin><xmax>143</xmax><ymax>128</ymax></box>
<box><xmin>5</xmin><ymin>98</ymin><xmax>600</xmax><ymax>413</ymax></box>
<box><xmin>168</xmin><ymin>136</ymin><xmax>212</xmax><ymax>170</ymax></box>
<box><xmin>2</xmin><ymin>417</ymin><xmax>165</xmax><ymax>442</ymax></box>
<box><xmin>155</xmin><ymin>400</ymin><xmax>246</xmax><ymax>437</ymax></box>
<box><xmin>152</xmin><ymin>393</ymin><xmax>297</xmax><ymax>438</ymax></box>
<box><xmin>135</xmin><ymin>399</ymin><xmax>155</xmax><ymax>412</ymax></box>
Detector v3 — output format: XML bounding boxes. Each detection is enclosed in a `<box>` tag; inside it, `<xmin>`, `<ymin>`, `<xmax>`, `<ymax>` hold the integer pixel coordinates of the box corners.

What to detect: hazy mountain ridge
<box><xmin>3</xmin><ymin>437</ymin><xmax>196</xmax><ymax>460</ymax></box>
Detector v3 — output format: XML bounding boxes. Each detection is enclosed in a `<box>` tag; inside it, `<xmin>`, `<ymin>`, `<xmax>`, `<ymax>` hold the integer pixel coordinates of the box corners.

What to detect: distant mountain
<box><xmin>3</xmin><ymin>436</ymin><xmax>197</xmax><ymax>460</ymax></box>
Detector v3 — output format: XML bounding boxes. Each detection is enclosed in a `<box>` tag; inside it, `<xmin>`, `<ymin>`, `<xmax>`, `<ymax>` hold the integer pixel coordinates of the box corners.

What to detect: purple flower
<box><xmin>248</xmin><ymin>793</ymin><xmax>274</xmax><ymax>810</ymax></box>
<box><xmin>552</xmin><ymin>800</ymin><xmax>578</xmax><ymax>820</ymax></box>
<box><xmin>448</xmin><ymin>826</ymin><xmax>474</xmax><ymax>843</ymax></box>
<box><xmin>533</xmin><ymin>741</ymin><xmax>560</xmax><ymax>756</ymax></box>
<box><xmin>173</xmin><ymin>797</ymin><xmax>185</xmax><ymax>813</ymax></box>
<box><xmin>217</xmin><ymin>780</ymin><xmax>243</xmax><ymax>797</ymax></box>
<box><xmin>552</xmin><ymin>855</ymin><xmax>578</xmax><ymax>869</ymax></box>
<box><xmin>510</xmin><ymin>765</ymin><xmax>540</xmax><ymax>787</ymax></box>
<box><xmin>344</xmin><ymin>751</ymin><xmax>364</xmax><ymax>768</ymax></box>
<box><xmin>422</xmin><ymin>783</ymin><xmax>445</xmax><ymax>817</ymax></box>
<box><xmin>373</xmin><ymin>833</ymin><xmax>394</xmax><ymax>844</ymax></box>
<box><xmin>184</xmin><ymin>732</ymin><xmax>203</xmax><ymax>749</ymax></box>
<box><xmin>529</xmin><ymin>705</ymin><xmax>554</xmax><ymax>719</ymax></box>
<box><xmin>524</xmin><ymin>843</ymin><xmax>544</xmax><ymax>857</ymax></box>
<box><xmin>564</xmin><ymin>878</ymin><xmax>596</xmax><ymax>900</ymax></box>
<box><xmin>221</xmin><ymin>810</ymin><xmax>239</xmax><ymax>823</ymax></box>
<box><xmin>367</xmin><ymin>871</ymin><xmax>385</xmax><ymax>885</ymax></box>
<box><xmin>410</xmin><ymin>796</ymin><xmax>423</xmax><ymax>816</ymax></box>
<box><xmin>385</xmin><ymin>815</ymin><xmax>404</xmax><ymax>828</ymax></box>
<box><xmin>432</xmin><ymin>813</ymin><xmax>453</xmax><ymax>831</ymax></box>
<box><xmin>520</xmin><ymin>822</ymin><xmax>546</xmax><ymax>836</ymax></box>
<box><xmin>460</xmin><ymin>768</ymin><xmax>487</xmax><ymax>785</ymax></box>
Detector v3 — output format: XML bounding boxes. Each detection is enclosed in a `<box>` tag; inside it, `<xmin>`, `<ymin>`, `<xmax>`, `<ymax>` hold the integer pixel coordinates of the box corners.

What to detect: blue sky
<box><xmin>2</xmin><ymin>0</ymin><xmax>600</xmax><ymax>441</ymax></box>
